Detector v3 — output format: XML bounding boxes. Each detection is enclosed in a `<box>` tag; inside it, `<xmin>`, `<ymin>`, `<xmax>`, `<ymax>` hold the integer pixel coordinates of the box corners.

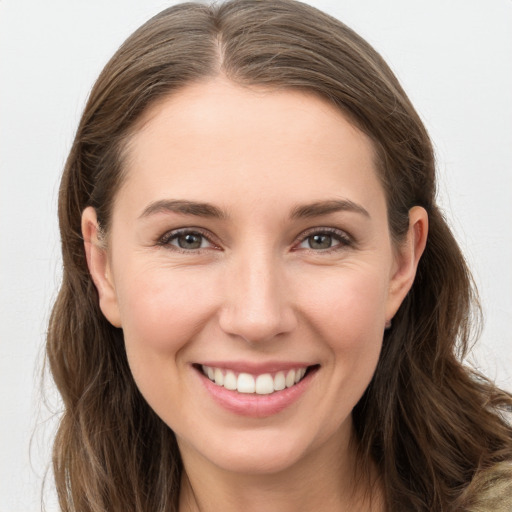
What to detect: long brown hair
<box><xmin>46</xmin><ymin>1</ymin><xmax>512</xmax><ymax>510</ymax></box>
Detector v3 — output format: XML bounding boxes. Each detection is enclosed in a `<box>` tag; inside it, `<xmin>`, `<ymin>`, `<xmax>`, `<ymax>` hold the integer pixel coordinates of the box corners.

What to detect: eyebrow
<box><xmin>138</xmin><ymin>198</ymin><xmax>369</xmax><ymax>221</ymax></box>
<box><xmin>290</xmin><ymin>199</ymin><xmax>370</xmax><ymax>219</ymax></box>
<box><xmin>139</xmin><ymin>199</ymin><xmax>227</xmax><ymax>219</ymax></box>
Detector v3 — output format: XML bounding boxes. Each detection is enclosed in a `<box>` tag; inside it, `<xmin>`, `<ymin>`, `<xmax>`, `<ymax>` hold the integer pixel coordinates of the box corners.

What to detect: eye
<box><xmin>305</xmin><ymin>233</ymin><xmax>334</xmax><ymax>250</ymax></box>
<box><xmin>296</xmin><ymin>228</ymin><xmax>352</xmax><ymax>251</ymax></box>
<box><xmin>159</xmin><ymin>229</ymin><xmax>216</xmax><ymax>251</ymax></box>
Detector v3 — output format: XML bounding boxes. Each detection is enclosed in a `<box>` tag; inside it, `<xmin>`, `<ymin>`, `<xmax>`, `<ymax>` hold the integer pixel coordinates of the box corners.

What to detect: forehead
<box><xmin>131</xmin><ymin>78</ymin><xmax>373</xmax><ymax>155</ymax></box>
<box><xmin>119</xmin><ymin>77</ymin><xmax>384</xmax><ymax>216</ymax></box>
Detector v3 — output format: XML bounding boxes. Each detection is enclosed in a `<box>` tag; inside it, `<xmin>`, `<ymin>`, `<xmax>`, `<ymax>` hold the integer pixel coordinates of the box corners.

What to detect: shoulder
<box><xmin>462</xmin><ymin>461</ymin><xmax>512</xmax><ymax>512</ymax></box>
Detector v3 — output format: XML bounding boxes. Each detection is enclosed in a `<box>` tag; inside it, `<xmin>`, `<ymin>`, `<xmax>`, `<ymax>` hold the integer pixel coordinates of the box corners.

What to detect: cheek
<box><xmin>298</xmin><ymin>266</ymin><xmax>388</xmax><ymax>390</ymax></box>
<box><xmin>115</xmin><ymin>266</ymin><xmax>218</xmax><ymax>356</ymax></box>
<box><xmin>113</xmin><ymin>266</ymin><xmax>220</xmax><ymax>426</ymax></box>
<box><xmin>298</xmin><ymin>264</ymin><xmax>390</xmax><ymax>339</ymax></box>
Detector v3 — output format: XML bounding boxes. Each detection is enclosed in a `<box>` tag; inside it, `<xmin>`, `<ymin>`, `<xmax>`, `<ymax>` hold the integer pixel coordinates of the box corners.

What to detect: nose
<box><xmin>218</xmin><ymin>250</ymin><xmax>297</xmax><ymax>345</ymax></box>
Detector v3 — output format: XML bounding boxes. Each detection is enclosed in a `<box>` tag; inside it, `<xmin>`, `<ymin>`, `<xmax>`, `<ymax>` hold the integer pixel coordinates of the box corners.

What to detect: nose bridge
<box><xmin>219</xmin><ymin>244</ymin><xmax>296</xmax><ymax>343</ymax></box>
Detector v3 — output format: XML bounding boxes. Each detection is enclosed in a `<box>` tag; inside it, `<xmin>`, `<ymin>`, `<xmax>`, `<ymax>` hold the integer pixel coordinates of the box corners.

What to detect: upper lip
<box><xmin>195</xmin><ymin>361</ymin><xmax>316</xmax><ymax>374</ymax></box>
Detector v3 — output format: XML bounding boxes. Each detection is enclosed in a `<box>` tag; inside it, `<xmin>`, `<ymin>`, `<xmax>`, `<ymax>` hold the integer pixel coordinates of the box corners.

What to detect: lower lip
<box><xmin>197</xmin><ymin>367</ymin><xmax>317</xmax><ymax>418</ymax></box>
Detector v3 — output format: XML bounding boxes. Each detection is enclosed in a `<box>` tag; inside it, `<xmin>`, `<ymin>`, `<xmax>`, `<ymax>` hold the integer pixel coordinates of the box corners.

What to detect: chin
<box><xmin>209</xmin><ymin>446</ymin><xmax>306</xmax><ymax>476</ymax></box>
<box><xmin>177</xmin><ymin>421</ymin><xmax>342</xmax><ymax>477</ymax></box>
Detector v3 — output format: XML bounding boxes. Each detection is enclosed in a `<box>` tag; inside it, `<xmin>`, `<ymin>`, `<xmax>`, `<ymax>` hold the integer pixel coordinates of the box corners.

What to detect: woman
<box><xmin>46</xmin><ymin>0</ymin><xmax>512</xmax><ymax>510</ymax></box>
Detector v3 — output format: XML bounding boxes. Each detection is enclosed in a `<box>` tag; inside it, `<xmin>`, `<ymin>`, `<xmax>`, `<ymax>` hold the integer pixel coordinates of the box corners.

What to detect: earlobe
<box><xmin>385</xmin><ymin>206</ymin><xmax>428</xmax><ymax>322</ymax></box>
<box><xmin>81</xmin><ymin>206</ymin><xmax>122</xmax><ymax>328</ymax></box>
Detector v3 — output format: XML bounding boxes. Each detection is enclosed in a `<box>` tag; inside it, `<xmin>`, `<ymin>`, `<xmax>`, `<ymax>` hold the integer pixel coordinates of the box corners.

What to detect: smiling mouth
<box><xmin>197</xmin><ymin>364</ymin><xmax>317</xmax><ymax>395</ymax></box>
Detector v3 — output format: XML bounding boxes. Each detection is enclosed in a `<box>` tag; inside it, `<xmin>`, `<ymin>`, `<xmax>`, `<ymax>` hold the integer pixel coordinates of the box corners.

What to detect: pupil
<box><xmin>309</xmin><ymin>234</ymin><xmax>331</xmax><ymax>249</ymax></box>
<box><xmin>178</xmin><ymin>233</ymin><xmax>202</xmax><ymax>249</ymax></box>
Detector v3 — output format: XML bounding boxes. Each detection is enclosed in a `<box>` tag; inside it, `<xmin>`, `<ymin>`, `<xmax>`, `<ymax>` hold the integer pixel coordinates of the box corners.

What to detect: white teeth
<box><xmin>201</xmin><ymin>365</ymin><xmax>309</xmax><ymax>394</ymax></box>
<box><xmin>237</xmin><ymin>373</ymin><xmax>255</xmax><ymax>393</ymax></box>
<box><xmin>223</xmin><ymin>370</ymin><xmax>237</xmax><ymax>390</ymax></box>
<box><xmin>274</xmin><ymin>371</ymin><xmax>286</xmax><ymax>391</ymax></box>
<box><xmin>285</xmin><ymin>370</ymin><xmax>296</xmax><ymax>388</ymax></box>
<box><xmin>214</xmin><ymin>368</ymin><xmax>224</xmax><ymax>386</ymax></box>
<box><xmin>255</xmin><ymin>374</ymin><xmax>274</xmax><ymax>395</ymax></box>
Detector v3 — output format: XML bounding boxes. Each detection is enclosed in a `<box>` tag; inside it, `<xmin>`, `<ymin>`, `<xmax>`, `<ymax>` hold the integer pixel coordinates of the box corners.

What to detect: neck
<box><xmin>178</xmin><ymin>425</ymin><xmax>384</xmax><ymax>512</ymax></box>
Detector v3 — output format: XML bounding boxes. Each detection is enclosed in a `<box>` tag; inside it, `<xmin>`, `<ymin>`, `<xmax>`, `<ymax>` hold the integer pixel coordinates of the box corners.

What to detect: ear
<box><xmin>385</xmin><ymin>206</ymin><xmax>428</xmax><ymax>322</ymax></box>
<box><xmin>81</xmin><ymin>206</ymin><xmax>122</xmax><ymax>328</ymax></box>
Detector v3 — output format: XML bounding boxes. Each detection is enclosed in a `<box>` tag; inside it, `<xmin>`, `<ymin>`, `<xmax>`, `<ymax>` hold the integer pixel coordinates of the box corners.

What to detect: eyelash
<box><xmin>157</xmin><ymin>228</ymin><xmax>219</xmax><ymax>253</ymax></box>
<box><xmin>157</xmin><ymin>227</ymin><xmax>353</xmax><ymax>253</ymax></box>
<box><xmin>293</xmin><ymin>227</ymin><xmax>353</xmax><ymax>253</ymax></box>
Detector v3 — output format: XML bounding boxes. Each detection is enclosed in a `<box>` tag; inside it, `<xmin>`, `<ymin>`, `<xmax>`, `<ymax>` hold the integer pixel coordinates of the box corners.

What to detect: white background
<box><xmin>1</xmin><ymin>1</ymin><xmax>511</xmax><ymax>510</ymax></box>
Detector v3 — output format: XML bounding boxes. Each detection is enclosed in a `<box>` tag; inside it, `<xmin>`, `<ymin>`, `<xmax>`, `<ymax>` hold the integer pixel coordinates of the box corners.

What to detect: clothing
<box><xmin>464</xmin><ymin>461</ymin><xmax>512</xmax><ymax>512</ymax></box>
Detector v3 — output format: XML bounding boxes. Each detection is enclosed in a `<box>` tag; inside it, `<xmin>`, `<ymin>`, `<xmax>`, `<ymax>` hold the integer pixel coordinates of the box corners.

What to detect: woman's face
<box><xmin>84</xmin><ymin>78</ymin><xmax>424</xmax><ymax>476</ymax></box>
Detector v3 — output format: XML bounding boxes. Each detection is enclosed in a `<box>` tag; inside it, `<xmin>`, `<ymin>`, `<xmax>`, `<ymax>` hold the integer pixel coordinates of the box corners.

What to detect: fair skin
<box><xmin>82</xmin><ymin>78</ymin><xmax>427</xmax><ymax>512</ymax></box>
